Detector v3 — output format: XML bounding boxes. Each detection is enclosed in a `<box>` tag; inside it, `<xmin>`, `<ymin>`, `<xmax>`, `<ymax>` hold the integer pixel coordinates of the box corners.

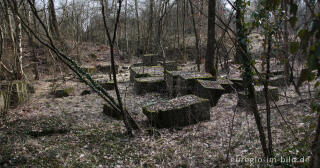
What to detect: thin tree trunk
<box><xmin>0</xmin><ymin>25</ymin><xmax>3</xmax><ymax>60</ymax></box>
<box><xmin>264</xmin><ymin>32</ymin><xmax>273</xmax><ymax>157</ymax></box>
<box><xmin>205</xmin><ymin>0</ymin><xmax>216</xmax><ymax>77</ymax></box>
<box><xmin>100</xmin><ymin>0</ymin><xmax>139</xmax><ymax>134</ymax></box>
<box><xmin>147</xmin><ymin>0</ymin><xmax>154</xmax><ymax>53</ymax></box>
<box><xmin>188</xmin><ymin>0</ymin><xmax>200</xmax><ymax>71</ymax></box>
<box><xmin>27</xmin><ymin>2</ymin><xmax>39</xmax><ymax>80</ymax></box>
<box><xmin>134</xmin><ymin>0</ymin><xmax>140</xmax><ymax>51</ymax></box>
<box><xmin>310</xmin><ymin>112</ymin><xmax>320</xmax><ymax>168</ymax></box>
<box><xmin>282</xmin><ymin>0</ymin><xmax>290</xmax><ymax>80</ymax></box>
<box><xmin>176</xmin><ymin>1</ymin><xmax>180</xmax><ymax>49</ymax></box>
<box><xmin>235</xmin><ymin>0</ymin><xmax>269</xmax><ymax>158</ymax></box>
<box><xmin>124</xmin><ymin>0</ymin><xmax>128</xmax><ymax>55</ymax></box>
<box><xmin>182</xmin><ymin>0</ymin><xmax>187</xmax><ymax>62</ymax></box>
<box><xmin>48</xmin><ymin>0</ymin><xmax>60</xmax><ymax>39</ymax></box>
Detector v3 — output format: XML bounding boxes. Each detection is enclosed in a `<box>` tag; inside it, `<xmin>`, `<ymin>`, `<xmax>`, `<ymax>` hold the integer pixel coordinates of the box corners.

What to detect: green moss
<box><xmin>83</xmin><ymin>66</ymin><xmax>97</xmax><ymax>74</ymax></box>
<box><xmin>144</xmin><ymin>54</ymin><xmax>157</xmax><ymax>57</ymax></box>
<box><xmin>200</xmin><ymin>97</ymin><xmax>210</xmax><ymax>103</ymax></box>
<box><xmin>64</xmin><ymin>87</ymin><xmax>74</xmax><ymax>95</ymax></box>
<box><xmin>54</xmin><ymin>87</ymin><xmax>75</xmax><ymax>98</ymax></box>
<box><xmin>88</xmin><ymin>53</ymin><xmax>97</xmax><ymax>59</ymax></box>
<box><xmin>190</xmin><ymin>76</ymin><xmax>213</xmax><ymax>80</ymax></box>
<box><xmin>136</xmin><ymin>78</ymin><xmax>163</xmax><ymax>83</ymax></box>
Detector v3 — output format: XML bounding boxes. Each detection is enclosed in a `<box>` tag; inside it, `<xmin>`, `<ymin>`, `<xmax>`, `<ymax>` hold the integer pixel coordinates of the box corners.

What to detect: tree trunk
<box><xmin>235</xmin><ymin>0</ymin><xmax>269</xmax><ymax>158</ymax></box>
<box><xmin>134</xmin><ymin>0</ymin><xmax>140</xmax><ymax>52</ymax></box>
<box><xmin>27</xmin><ymin>1</ymin><xmax>39</xmax><ymax>80</ymax></box>
<box><xmin>182</xmin><ymin>0</ymin><xmax>187</xmax><ymax>63</ymax></box>
<box><xmin>48</xmin><ymin>0</ymin><xmax>60</xmax><ymax>39</ymax></box>
<box><xmin>12</xmin><ymin>1</ymin><xmax>24</xmax><ymax>80</ymax></box>
<box><xmin>282</xmin><ymin>0</ymin><xmax>290</xmax><ymax>80</ymax></box>
<box><xmin>124</xmin><ymin>0</ymin><xmax>128</xmax><ymax>55</ymax></box>
<box><xmin>100</xmin><ymin>0</ymin><xmax>139</xmax><ymax>134</ymax></box>
<box><xmin>205</xmin><ymin>0</ymin><xmax>216</xmax><ymax>77</ymax></box>
<box><xmin>189</xmin><ymin>0</ymin><xmax>200</xmax><ymax>71</ymax></box>
<box><xmin>310</xmin><ymin>111</ymin><xmax>320</xmax><ymax>168</ymax></box>
<box><xmin>147</xmin><ymin>0</ymin><xmax>154</xmax><ymax>53</ymax></box>
<box><xmin>264</xmin><ymin>32</ymin><xmax>273</xmax><ymax>157</ymax></box>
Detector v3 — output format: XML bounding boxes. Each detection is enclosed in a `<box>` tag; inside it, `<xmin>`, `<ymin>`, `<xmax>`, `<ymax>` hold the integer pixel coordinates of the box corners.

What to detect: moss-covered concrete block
<box><xmin>96</xmin><ymin>63</ymin><xmax>119</xmax><ymax>74</ymax></box>
<box><xmin>253</xmin><ymin>75</ymin><xmax>288</xmax><ymax>87</ymax></box>
<box><xmin>238</xmin><ymin>86</ymin><xmax>279</xmax><ymax>106</ymax></box>
<box><xmin>142</xmin><ymin>95</ymin><xmax>210</xmax><ymax>128</ymax></box>
<box><xmin>131</xmin><ymin>62</ymin><xmax>144</xmax><ymax>67</ymax></box>
<box><xmin>195</xmin><ymin>80</ymin><xmax>225</xmax><ymax>106</ymax></box>
<box><xmin>134</xmin><ymin>77</ymin><xmax>166</xmax><ymax>94</ymax></box>
<box><xmin>130</xmin><ymin>66</ymin><xmax>164</xmax><ymax>82</ymax></box>
<box><xmin>82</xmin><ymin>65</ymin><xmax>97</xmax><ymax>74</ymax></box>
<box><xmin>229</xmin><ymin>77</ymin><xmax>245</xmax><ymax>91</ymax></box>
<box><xmin>103</xmin><ymin>104</ymin><xmax>123</xmax><ymax>120</ymax></box>
<box><xmin>264</xmin><ymin>69</ymin><xmax>285</xmax><ymax>77</ymax></box>
<box><xmin>165</xmin><ymin>70</ymin><xmax>194</xmax><ymax>97</ymax></box>
<box><xmin>269</xmin><ymin>75</ymin><xmax>287</xmax><ymax>86</ymax></box>
<box><xmin>1</xmin><ymin>80</ymin><xmax>29</xmax><ymax>107</ymax></box>
<box><xmin>88</xmin><ymin>53</ymin><xmax>98</xmax><ymax>59</ymax></box>
<box><xmin>216</xmin><ymin>79</ymin><xmax>234</xmax><ymax>93</ymax></box>
<box><xmin>96</xmin><ymin>79</ymin><xmax>114</xmax><ymax>91</ymax></box>
<box><xmin>160</xmin><ymin>61</ymin><xmax>179</xmax><ymax>71</ymax></box>
<box><xmin>176</xmin><ymin>72</ymin><xmax>214</xmax><ymax>96</ymax></box>
<box><xmin>142</xmin><ymin>54</ymin><xmax>160</xmax><ymax>66</ymax></box>
<box><xmin>26</xmin><ymin>83</ymin><xmax>35</xmax><ymax>93</ymax></box>
<box><xmin>80</xmin><ymin>90</ymin><xmax>92</xmax><ymax>96</ymax></box>
<box><xmin>54</xmin><ymin>87</ymin><xmax>74</xmax><ymax>98</ymax></box>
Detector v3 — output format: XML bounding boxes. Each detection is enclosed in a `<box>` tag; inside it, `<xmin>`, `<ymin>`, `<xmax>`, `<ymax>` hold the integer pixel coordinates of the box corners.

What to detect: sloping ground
<box><xmin>0</xmin><ymin>63</ymin><xmax>319</xmax><ymax>168</ymax></box>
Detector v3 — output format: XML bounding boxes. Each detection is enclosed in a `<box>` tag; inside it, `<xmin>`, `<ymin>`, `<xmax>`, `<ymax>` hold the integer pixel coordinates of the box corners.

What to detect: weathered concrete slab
<box><xmin>96</xmin><ymin>79</ymin><xmax>114</xmax><ymax>91</ymax></box>
<box><xmin>253</xmin><ymin>75</ymin><xmax>288</xmax><ymax>87</ymax></box>
<box><xmin>131</xmin><ymin>62</ymin><xmax>144</xmax><ymax>67</ymax></box>
<box><xmin>54</xmin><ymin>87</ymin><xmax>75</xmax><ymax>98</ymax></box>
<box><xmin>103</xmin><ymin>104</ymin><xmax>122</xmax><ymax>120</ymax></box>
<box><xmin>134</xmin><ymin>76</ymin><xmax>165</xmax><ymax>94</ymax></box>
<box><xmin>195</xmin><ymin>80</ymin><xmax>225</xmax><ymax>106</ymax></box>
<box><xmin>142</xmin><ymin>95</ymin><xmax>210</xmax><ymax>128</ymax></box>
<box><xmin>238</xmin><ymin>86</ymin><xmax>279</xmax><ymax>106</ymax></box>
<box><xmin>165</xmin><ymin>70</ymin><xmax>195</xmax><ymax>97</ymax></box>
<box><xmin>269</xmin><ymin>75</ymin><xmax>287</xmax><ymax>86</ymax></box>
<box><xmin>96</xmin><ymin>63</ymin><xmax>119</xmax><ymax>74</ymax></box>
<box><xmin>130</xmin><ymin>66</ymin><xmax>164</xmax><ymax>82</ymax></box>
<box><xmin>82</xmin><ymin>65</ymin><xmax>97</xmax><ymax>74</ymax></box>
<box><xmin>159</xmin><ymin>61</ymin><xmax>179</xmax><ymax>71</ymax></box>
<box><xmin>264</xmin><ymin>69</ymin><xmax>285</xmax><ymax>77</ymax></box>
<box><xmin>142</xmin><ymin>54</ymin><xmax>160</xmax><ymax>66</ymax></box>
<box><xmin>216</xmin><ymin>79</ymin><xmax>234</xmax><ymax>93</ymax></box>
<box><xmin>176</xmin><ymin>72</ymin><xmax>214</xmax><ymax>96</ymax></box>
<box><xmin>229</xmin><ymin>77</ymin><xmax>245</xmax><ymax>91</ymax></box>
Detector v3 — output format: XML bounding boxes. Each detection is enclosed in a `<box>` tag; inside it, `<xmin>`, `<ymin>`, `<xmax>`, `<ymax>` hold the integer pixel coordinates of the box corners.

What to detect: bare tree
<box><xmin>48</xmin><ymin>0</ymin><xmax>60</xmax><ymax>39</ymax></box>
<box><xmin>235</xmin><ymin>0</ymin><xmax>269</xmax><ymax>158</ymax></box>
<box><xmin>134</xmin><ymin>0</ymin><xmax>140</xmax><ymax>53</ymax></box>
<box><xmin>189</xmin><ymin>0</ymin><xmax>201</xmax><ymax>71</ymax></box>
<box><xmin>205</xmin><ymin>0</ymin><xmax>217</xmax><ymax>77</ymax></box>
<box><xmin>100</xmin><ymin>0</ymin><xmax>139</xmax><ymax>134</ymax></box>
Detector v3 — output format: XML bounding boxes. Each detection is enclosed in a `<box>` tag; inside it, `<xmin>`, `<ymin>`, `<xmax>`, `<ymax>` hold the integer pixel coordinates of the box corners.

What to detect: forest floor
<box><xmin>0</xmin><ymin>43</ymin><xmax>319</xmax><ymax>167</ymax></box>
